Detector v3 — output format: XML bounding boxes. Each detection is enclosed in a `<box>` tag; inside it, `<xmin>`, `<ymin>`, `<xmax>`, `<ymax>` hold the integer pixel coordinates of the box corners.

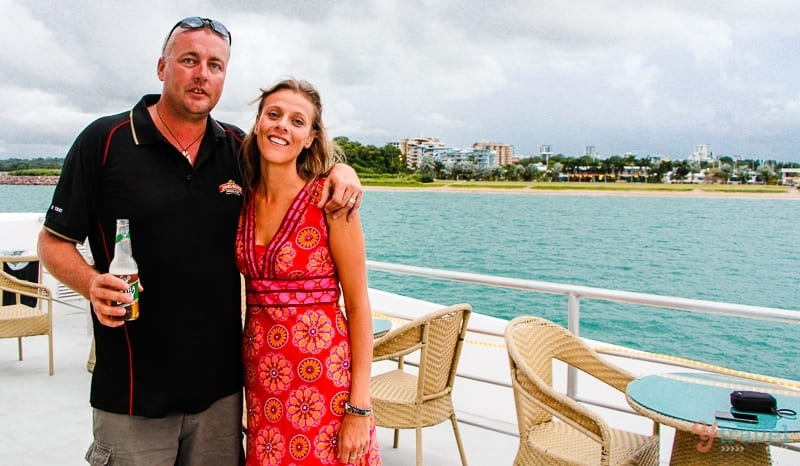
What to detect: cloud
<box><xmin>2</xmin><ymin>0</ymin><xmax>800</xmax><ymax>161</ymax></box>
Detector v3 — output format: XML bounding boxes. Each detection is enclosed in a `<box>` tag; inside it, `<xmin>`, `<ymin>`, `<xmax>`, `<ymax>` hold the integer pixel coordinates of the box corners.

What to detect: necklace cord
<box><xmin>155</xmin><ymin>104</ymin><xmax>205</xmax><ymax>158</ymax></box>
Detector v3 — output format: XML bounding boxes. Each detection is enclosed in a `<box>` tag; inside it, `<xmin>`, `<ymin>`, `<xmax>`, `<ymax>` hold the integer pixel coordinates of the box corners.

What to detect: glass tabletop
<box><xmin>372</xmin><ymin>318</ymin><xmax>392</xmax><ymax>338</ymax></box>
<box><xmin>627</xmin><ymin>372</ymin><xmax>800</xmax><ymax>433</ymax></box>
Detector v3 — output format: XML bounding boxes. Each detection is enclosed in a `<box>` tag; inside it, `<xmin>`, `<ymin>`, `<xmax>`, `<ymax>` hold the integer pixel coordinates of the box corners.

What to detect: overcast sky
<box><xmin>3</xmin><ymin>0</ymin><xmax>800</xmax><ymax>162</ymax></box>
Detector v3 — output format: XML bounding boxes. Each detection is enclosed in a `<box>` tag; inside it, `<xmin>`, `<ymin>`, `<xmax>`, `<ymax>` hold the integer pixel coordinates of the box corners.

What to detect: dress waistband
<box><xmin>245</xmin><ymin>276</ymin><xmax>339</xmax><ymax>306</ymax></box>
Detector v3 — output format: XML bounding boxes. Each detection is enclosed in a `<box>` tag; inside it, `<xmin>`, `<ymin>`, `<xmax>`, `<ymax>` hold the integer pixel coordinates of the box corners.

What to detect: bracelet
<box><xmin>344</xmin><ymin>401</ymin><xmax>372</xmax><ymax>417</ymax></box>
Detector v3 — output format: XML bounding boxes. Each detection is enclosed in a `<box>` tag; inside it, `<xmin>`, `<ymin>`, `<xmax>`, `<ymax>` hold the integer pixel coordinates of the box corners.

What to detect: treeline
<box><xmin>0</xmin><ymin>140</ymin><xmax>406</xmax><ymax>177</ymax></box>
<box><xmin>333</xmin><ymin>137</ymin><xmax>406</xmax><ymax>175</ymax></box>
<box><xmin>0</xmin><ymin>157</ymin><xmax>64</xmax><ymax>173</ymax></box>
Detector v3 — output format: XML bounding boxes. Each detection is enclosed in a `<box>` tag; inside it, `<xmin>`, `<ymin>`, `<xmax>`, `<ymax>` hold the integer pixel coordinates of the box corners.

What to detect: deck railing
<box><xmin>366</xmin><ymin>260</ymin><xmax>800</xmax><ymax>450</ymax></box>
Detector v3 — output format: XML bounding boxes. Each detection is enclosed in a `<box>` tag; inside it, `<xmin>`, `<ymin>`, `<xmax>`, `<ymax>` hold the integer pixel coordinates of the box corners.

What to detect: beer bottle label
<box><xmin>115</xmin><ymin>231</ymin><xmax>130</xmax><ymax>243</ymax></box>
<box><xmin>127</xmin><ymin>280</ymin><xmax>139</xmax><ymax>302</ymax></box>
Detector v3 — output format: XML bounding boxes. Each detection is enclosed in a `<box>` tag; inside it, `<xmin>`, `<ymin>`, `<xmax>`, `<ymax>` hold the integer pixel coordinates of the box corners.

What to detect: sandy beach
<box><xmin>2</xmin><ymin>175</ymin><xmax>797</xmax><ymax>199</ymax></box>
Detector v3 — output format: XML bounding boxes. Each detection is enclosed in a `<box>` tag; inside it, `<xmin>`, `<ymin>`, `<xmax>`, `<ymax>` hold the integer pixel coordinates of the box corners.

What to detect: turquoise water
<box><xmin>3</xmin><ymin>185</ymin><xmax>798</xmax><ymax>379</ymax></box>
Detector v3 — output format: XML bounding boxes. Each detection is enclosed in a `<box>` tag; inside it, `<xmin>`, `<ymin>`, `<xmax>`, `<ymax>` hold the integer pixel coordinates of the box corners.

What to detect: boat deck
<box><xmin>2</xmin><ymin>286</ymin><xmax>798</xmax><ymax>465</ymax></box>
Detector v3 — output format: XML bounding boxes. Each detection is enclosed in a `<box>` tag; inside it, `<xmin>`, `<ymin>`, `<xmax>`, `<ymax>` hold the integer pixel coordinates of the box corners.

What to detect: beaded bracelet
<box><xmin>344</xmin><ymin>401</ymin><xmax>372</xmax><ymax>417</ymax></box>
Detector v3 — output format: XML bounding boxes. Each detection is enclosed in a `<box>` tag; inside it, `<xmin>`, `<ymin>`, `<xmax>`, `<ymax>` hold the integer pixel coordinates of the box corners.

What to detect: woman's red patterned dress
<box><xmin>236</xmin><ymin>178</ymin><xmax>381</xmax><ymax>466</ymax></box>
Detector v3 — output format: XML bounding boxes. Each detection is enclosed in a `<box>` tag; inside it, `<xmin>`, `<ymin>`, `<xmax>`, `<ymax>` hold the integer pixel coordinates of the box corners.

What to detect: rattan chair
<box><xmin>0</xmin><ymin>268</ymin><xmax>54</xmax><ymax>375</ymax></box>
<box><xmin>370</xmin><ymin>303</ymin><xmax>472</xmax><ymax>465</ymax></box>
<box><xmin>505</xmin><ymin>316</ymin><xmax>659</xmax><ymax>466</ymax></box>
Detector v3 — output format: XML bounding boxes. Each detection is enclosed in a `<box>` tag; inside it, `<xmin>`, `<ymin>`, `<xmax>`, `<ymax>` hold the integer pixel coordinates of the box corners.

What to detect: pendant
<box><xmin>182</xmin><ymin>150</ymin><xmax>190</xmax><ymax>158</ymax></box>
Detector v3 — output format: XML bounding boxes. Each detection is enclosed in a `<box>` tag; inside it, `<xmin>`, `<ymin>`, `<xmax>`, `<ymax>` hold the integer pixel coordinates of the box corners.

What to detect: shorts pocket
<box><xmin>85</xmin><ymin>441</ymin><xmax>112</xmax><ymax>465</ymax></box>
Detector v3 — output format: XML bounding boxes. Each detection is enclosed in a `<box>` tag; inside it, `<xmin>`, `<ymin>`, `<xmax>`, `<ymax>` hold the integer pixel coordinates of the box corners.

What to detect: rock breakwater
<box><xmin>0</xmin><ymin>175</ymin><xmax>59</xmax><ymax>185</ymax></box>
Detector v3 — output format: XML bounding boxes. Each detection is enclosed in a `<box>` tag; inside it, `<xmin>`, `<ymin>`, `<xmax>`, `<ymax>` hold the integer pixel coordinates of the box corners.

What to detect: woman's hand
<box><xmin>337</xmin><ymin>413</ymin><xmax>371</xmax><ymax>464</ymax></box>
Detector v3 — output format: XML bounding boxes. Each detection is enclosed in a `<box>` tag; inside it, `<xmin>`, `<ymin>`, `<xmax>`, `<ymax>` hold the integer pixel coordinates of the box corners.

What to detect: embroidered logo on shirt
<box><xmin>218</xmin><ymin>180</ymin><xmax>243</xmax><ymax>196</ymax></box>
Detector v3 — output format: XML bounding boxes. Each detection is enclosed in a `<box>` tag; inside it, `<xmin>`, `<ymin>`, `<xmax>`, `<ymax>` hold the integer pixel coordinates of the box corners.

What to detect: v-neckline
<box><xmin>252</xmin><ymin>180</ymin><xmax>314</xmax><ymax>276</ymax></box>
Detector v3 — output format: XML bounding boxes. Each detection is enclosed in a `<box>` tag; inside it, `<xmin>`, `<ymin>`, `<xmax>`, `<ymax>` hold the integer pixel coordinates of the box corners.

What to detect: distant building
<box><xmin>398</xmin><ymin>137</ymin><xmax>447</xmax><ymax>168</ymax></box>
<box><xmin>584</xmin><ymin>146</ymin><xmax>598</xmax><ymax>157</ymax></box>
<box><xmin>439</xmin><ymin>148</ymin><xmax>497</xmax><ymax>168</ymax></box>
<box><xmin>539</xmin><ymin>145</ymin><xmax>554</xmax><ymax>165</ymax></box>
<box><xmin>473</xmin><ymin>141</ymin><xmax>513</xmax><ymax>166</ymax></box>
<box><xmin>780</xmin><ymin>168</ymin><xmax>800</xmax><ymax>186</ymax></box>
<box><xmin>689</xmin><ymin>144</ymin><xmax>712</xmax><ymax>163</ymax></box>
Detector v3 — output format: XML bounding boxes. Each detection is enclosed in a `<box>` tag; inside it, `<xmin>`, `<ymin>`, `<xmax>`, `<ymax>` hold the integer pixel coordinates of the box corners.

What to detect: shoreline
<box><xmin>0</xmin><ymin>175</ymin><xmax>59</xmax><ymax>185</ymax></box>
<box><xmin>2</xmin><ymin>176</ymin><xmax>797</xmax><ymax>199</ymax></box>
<box><xmin>364</xmin><ymin>184</ymin><xmax>800</xmax><ymax>199</ymax></box>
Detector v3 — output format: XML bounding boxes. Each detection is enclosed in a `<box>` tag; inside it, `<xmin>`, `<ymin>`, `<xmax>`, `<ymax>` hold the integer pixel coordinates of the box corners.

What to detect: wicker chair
<box><xmin>0</xmin><ymin>268</ymin><xmax>54</xmax><ymax>375</ymax></box>
<box><xmin>505</xmin><ymin>316</ymin><xmax>659</xmax><ymax>466</ymax></box>
<box><xmin>370</xmin><ymin>303</ymin><xmax>472</xmax><ymax>465</ymax></box>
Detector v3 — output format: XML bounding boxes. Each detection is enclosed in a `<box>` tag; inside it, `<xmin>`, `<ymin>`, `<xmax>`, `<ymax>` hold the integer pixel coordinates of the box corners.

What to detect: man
<box><xmin>38</xmin><ymin>17</ymin><xmax>361</xmax><ymax>465</ymax></box>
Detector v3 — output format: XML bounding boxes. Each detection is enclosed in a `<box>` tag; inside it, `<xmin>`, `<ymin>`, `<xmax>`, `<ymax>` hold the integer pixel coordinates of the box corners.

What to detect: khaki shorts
<box><xmin>85</xmin><ymin>391</ymin><xmax>243</xmax><ymax>466</ymax></box>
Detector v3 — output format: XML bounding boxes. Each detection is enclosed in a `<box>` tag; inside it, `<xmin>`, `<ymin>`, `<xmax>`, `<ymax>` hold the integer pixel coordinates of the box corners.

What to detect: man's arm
<box><xmin>317</xmin><ymin>163</ymin><xmax>362</xmax><ymax>221</ymax></box>
<box><xmin>38</xmin><ymin>229</ymin><xmax>129</xmax><ymax>327</ymax></box>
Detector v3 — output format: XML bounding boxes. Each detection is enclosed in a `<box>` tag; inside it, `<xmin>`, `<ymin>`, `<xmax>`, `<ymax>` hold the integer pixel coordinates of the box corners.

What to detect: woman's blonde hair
<box><xmin>240</xmin><ymin>77</ymin><xmax>344</xmax><ymax>197</ymax></box>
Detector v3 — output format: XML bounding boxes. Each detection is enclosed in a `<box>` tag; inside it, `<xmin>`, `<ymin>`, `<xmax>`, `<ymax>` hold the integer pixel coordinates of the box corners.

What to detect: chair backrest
<box><xmin>374</xmin><ymin>303</ymin><xmax>472</xmax><ymax>401</ymax></box>
<box><xmin>418</xmin><ymin>304</ymin><xmax>471</xmax><ymax>398</ymax></box>
<box><xmin>506</xmin><ymin>316</ymin><xmax>635</xmax><ymax>439</ymax></box>
<box><xmin>0</xmin><ymin>256</ymin><xmax>42</xmax><ymax>307</ymax></box>
<box><xmin>0</xmin><ymin>268</ymin><xmax>51</xmax><ymax>305</ymax></box>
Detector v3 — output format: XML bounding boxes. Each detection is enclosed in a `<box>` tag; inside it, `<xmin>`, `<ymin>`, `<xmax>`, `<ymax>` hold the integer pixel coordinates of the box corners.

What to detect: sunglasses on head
<box><xmin>168</xmin><ymin>16</ymin><xmax>232</xmax><ymax>45</ymax></box>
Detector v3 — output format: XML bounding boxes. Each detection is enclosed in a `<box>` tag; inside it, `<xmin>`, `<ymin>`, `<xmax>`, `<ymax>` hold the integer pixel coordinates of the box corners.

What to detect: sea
<box><xmin>2</xmin><ymin>184</ymin><xmax>798</xmax><ymax>380</ymax></box>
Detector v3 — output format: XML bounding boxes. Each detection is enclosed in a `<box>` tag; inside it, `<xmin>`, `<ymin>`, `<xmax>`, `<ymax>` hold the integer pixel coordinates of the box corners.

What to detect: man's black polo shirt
<box><xmin>45</xmin><ymin>95</ymin><xmax>245</xmax><ymax>417</ymax></box>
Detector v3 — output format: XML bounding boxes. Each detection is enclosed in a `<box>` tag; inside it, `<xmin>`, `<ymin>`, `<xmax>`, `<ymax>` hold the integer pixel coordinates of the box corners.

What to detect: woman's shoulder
<box><xmin>306</xmin><ymin>176</ymin><xmax>328</xmax><ymax>204</ymax></box>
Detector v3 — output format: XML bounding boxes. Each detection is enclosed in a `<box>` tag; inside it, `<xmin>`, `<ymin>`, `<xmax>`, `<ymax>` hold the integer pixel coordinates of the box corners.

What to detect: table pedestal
<box><xmin>669</xmin><ymin>430</ymin><xmax>771</xmax><ymax>465</ymax></box>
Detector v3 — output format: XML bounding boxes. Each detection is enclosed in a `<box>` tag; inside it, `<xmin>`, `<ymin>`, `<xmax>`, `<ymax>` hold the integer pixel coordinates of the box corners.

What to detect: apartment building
<box><xmin>473</xmin><ymin>141</ymin><xmax>514</xmax><ymax>166</ymax></box>
<box><xmin>398</xmin><ymin>137</ymin><xmax>447</xmax><ymax>168</ymax></box>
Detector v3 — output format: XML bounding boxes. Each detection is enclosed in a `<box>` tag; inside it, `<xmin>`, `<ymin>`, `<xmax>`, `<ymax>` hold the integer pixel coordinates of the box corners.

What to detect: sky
<box><xmin>3</xmin><ymin>0</ymin><xmax>800</xmax><ymax>162</ymax></box>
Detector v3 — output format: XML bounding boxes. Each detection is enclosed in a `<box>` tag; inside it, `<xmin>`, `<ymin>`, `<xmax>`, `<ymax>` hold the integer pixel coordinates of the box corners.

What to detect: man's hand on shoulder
<box><xmin>318</xmin><ymin>164</ymin><xmax>362</xmax><ymax>221</ymax></box>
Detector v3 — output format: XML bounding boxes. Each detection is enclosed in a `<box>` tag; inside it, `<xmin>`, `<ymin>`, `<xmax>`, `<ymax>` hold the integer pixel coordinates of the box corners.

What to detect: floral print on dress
<box><xmin>289</xmin><ymin>434</ymin><xmax>311</xmax><ymax>461</ymax></box>
<box><xmin>264</xmin><ymin>397</ymin><xmax>283</xmax><ymax>423</ymax></box>
<box><xmin>326</xmin><ymin>342</ymin><xmax>352</xmax><ymax>387</ymax></box>
<box><xmin>293</xmin><ymin>309</ymin><xmax>334</xmax><ymax>354</ymax></box>
<box><xmin>276</xmin><ymin>243</ymin><xmax>296</xmax><ymax>273</ymax></box>
<box><xmin>287</xmin><ymin>385</ymin><xmax>325</xmax><ymax>431</ymax></box>
<box><xmin>247</xmin><ymin>391</ymin><xmax>262</xmax><ymax>428</ymax></box>
<box><xmin>296</xmin><ymin>226</ymin><xmax>321</xmax><ymax>249</ymax></box>
<box><xmin>307</xmin><ymin>248</ymin><xmax>334</xmax><ymax>275</ymax></box>
<box><xmin>238</xmin><ymin>178</ymin><xmax>381</xmax><ymax>465</ymax></box>
<box><xmin>259</xmin><ymin>353</ymin><xmax>294</xmax><ymax>393</ymax></box>
<box><xmin>267</xmin><ymin>324</ymin><xmax>290</xmax><ymax>349</ymax></box>
<box><xmin>298</xmin><ymin>357</ymin><xmax>323</xmax><ymax>382</ymax></box>
<box><xmin>244</xmin><ymin>320</ymin><xmax>265</xmax><ymax>359</ymax></box>
<box><xmin>335</xmin><ymin>311</ymin><xmax>347</xmax><ymax>336</ymax></box>
<box><xmin>256</xmin><ymin>426</ymin><xmax>286</xmax><ymax>465</ymax></box>
<box><xmin>330</xmin><ymin>392</ymin><xmax>348</xmax><ymax>417</ymax></box>
<box><xmin>314</xmin><ymin>420</ymin><xmax>341</xmax><ymax>464</ymax></box>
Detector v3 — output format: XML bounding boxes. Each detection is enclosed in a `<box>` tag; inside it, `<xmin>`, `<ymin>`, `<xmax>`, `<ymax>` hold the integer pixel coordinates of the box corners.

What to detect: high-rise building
<box><xmin>539</xmin><ymin>145</ymin><xmax>554</xmax><ymax>165</ymax></box>
<box><xmin>398</xmin><ymin>137</ymin><xmax>447</xmax><ymax>168</ymax></box>
<box><xmin>473</xmin><ymin>141</ymin><xmax>514</xmax><ymax>166</ymax></box>
<box><xmin>689</xmin><ymin>144</ymin><xmax>712</xmax><ymax>162</ymax></box>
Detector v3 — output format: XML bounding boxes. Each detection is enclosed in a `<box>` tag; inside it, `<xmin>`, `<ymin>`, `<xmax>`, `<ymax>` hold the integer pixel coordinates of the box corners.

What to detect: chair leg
<box><xmin>450</xmin><ymin>414</ymin><xmax>468</xmax><ymax>466</ymax></box>
<box><xmin>393</xmin><ymin>428</ymin><xmax>399</xmax><ymax>448</ymax></box>
<box><xmin>17</xmin><ymin>336</ymin><xmax>23</xmax><ymax>361</ymax></box>
<box><xmin>47</xmin><ymin>332</ymin><xmax>54</xmax><ymax>376</ymax></box>
<box><xmin>416</xmin><ymin>427</ymin><xmax>422</xmax><ymax>466</ymax></box>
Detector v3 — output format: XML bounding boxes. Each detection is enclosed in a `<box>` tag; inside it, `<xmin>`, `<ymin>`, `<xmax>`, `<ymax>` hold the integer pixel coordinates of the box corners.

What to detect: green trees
<box><xmin>0</xmin><ymin>158</ymin><xmax>64</xmax><ymax>173</ymax></box>
<box><xmin>333</xmin><ymin>137</ymin><xmax>406</xmax><ymax>176</ymax></box>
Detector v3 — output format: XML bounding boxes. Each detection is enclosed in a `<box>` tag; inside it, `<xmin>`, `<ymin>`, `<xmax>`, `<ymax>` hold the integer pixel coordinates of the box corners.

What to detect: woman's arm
<box><xmin>327</xmin><ymin>209</ymin><xmax>373</xmax><ymax>462</ymax></box>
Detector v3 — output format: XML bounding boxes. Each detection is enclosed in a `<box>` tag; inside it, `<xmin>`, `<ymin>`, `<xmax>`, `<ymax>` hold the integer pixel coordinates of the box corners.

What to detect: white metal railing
<box><xmin>366</xmin><ymin>260</ymin><xmax>800</xmax><ymax>398</ymax></box>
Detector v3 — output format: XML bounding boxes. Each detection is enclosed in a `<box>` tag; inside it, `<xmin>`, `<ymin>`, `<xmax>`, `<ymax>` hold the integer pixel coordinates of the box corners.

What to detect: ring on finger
<box><xmin>347</xmin><ymin>197</ymin><xmax>357</xmax><ymax>205</ymax></box>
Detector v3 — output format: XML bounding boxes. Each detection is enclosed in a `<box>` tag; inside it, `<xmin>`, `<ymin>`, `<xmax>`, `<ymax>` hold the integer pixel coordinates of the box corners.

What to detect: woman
<box><xmin>236</xmin><ymin>78</ymin><xmax>381</xmax><ymax>465</ymax></box>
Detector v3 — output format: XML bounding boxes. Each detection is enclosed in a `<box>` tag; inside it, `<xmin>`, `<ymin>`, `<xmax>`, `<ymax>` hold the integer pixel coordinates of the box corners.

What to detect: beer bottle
<box><xmin>109</xmin><ymin>219</ymin><xmax>140</xmax><ymax>321</ymax></box>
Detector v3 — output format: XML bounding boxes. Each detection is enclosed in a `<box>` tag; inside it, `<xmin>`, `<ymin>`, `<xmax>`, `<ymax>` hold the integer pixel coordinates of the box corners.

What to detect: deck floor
<box><xmin>2</xmin><ymin>291</ymin><xmax>797</xmax><ymax>465</ymax></box>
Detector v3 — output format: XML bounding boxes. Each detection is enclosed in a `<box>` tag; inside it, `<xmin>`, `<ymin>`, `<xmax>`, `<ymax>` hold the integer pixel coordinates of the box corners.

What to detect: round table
<box><xmin>626</xmin><ymin>372</ymin><xmax>800</xmax><ymax>465</ymax></box>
